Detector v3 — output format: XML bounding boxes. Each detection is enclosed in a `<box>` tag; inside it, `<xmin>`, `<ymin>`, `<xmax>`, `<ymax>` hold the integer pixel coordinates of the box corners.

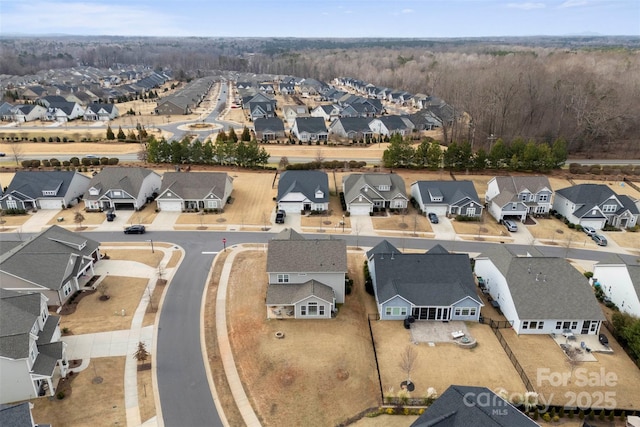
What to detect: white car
<box><xmin>582</xmin><ymin>226</ymin><xmax>596</xmax><ymax>236</ymax></box>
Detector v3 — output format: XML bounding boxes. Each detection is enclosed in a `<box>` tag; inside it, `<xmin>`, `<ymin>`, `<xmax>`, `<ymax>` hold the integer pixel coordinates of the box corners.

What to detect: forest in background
<box><xmin>1</xmin><ymin>36</ymin><xmax>639</xmax><ymax>157</ymax></box>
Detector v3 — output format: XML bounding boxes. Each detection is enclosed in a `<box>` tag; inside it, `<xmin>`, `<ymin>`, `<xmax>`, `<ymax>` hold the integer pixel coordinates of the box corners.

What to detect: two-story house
<box><xmin>411</xmin><ymin>180</ymin><xmax>483</xmax><ymax>218</ymax></box>
<box><xmin>342</xmin><ymin>173</ymin><xmax>408</xmax><ymax>215</ymax></box>
<box><xmin>265</xmin><ymin>229</ymin><xmax>347</xmax><ymax>319</ymax></box>
<box><xmin>485</xmin><ymin>176</ymin><xmax>553</xmax><ymax>222</ymax></box>
<box><xmin>83</xmin><ymin>167</ymin><xmax>161</xmax><ymax>211</ymax></box>
<box><xmin>553</xmin><ymin>184</ymin><xmax>639</xmax><ymax>230</ymax></box>
<box><xmin>592</xmin><ymin>256</ymin><xmax>640</xmax><ymax>317</ymax></box>
<box><xmin>0</xmin><ymin>289</ymin><xmax>69</xmax><ymax>404</ymax></box>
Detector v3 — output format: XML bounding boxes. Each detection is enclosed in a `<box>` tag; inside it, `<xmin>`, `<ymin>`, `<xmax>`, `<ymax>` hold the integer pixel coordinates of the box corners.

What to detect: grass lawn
<box><xmin>225</xmin><ymin>251</ymin><xmax>380</xmax><ymax>426</ymax></box>
<box><xmin>300</xmin><ymin>196</ymin><xmax>351</xmax><ymax>231</ymax></box>
<box><xmin>58</xmin><ymin>276</ymin><xmax>148</xmax><ymax>335</ymax></box>
<box><xmin>526</xmin><ymin>217</ymin><xmax>599</xmax><ymax>249</ymax></box>
<box><xmin>30</xmin><ymin>357</ymin><xmax>126</xmax><ymax>427</ymax></box>
<box><xmin>0</xmin><ymin>213</ymin><xmax>31</xmax><ymax>228</ymax></box>
<box><xmin>371</xmin><ymin>210</ymin><xmax>433</xmax><ymax>235</ymax></box>
<box><xmin>450</xmin><ymin>212</ymin><xmax>505</xmax><ymax>237</ymax></box>
<box><xmin>137</xmin><ymin>362</ymin><xmax>156</xmax><ymax>424</ymax></box>
<box><xmin>46</xmin><ymin>208</ymin><xmax>105</xmax><ymax>226</ymax></box>
<box><xmin>607</xmin><ymin>230</ymin><xmax>640</xmax><ymax>250</ymax></box>
<box><xmin>104</xmin><ymin>249</ymin><xmax>164</xmax><ymax>268</ymax></box>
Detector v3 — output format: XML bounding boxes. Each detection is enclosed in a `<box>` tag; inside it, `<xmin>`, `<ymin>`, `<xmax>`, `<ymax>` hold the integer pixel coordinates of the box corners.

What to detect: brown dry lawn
<box><xmin>527</xmin><ymin>217</ymin><xmax>600</xmax><ymax>249</ymax></box>
<box><xmin>0</xmin><ymin>212</ymin><xmax>31</xmax><ymax>228</ymax></box>
<box><xmin>352</xmin><ymin>414</ymin><xmax>420</xmax><ymax>426</ymax></box>
<box><xmin>47</xmin><ymin>208</ymin><xmax>106</xmax><ymax>226</ymax></box>
<box><xmin>103</xmin><ymin>249</ymin><xmax>164</xmax><ymax>268</ymax></box>
<box><xmin>58</xmin><ymin>276</ymin><xmax>148</xmax><ymax>335</ymax></box>
<box><xmin>300</xmin><ymin>195</ymin><xmax>352</xmax><ymax>231</ymax></box>
<box><xmin>500</xmin><ymin>328</ymin><xmax>640</xmax><ymax>410</ymax></box>
<box><xmin>225</xmin><ymin>251</ymin><xmax>380</xmax><ymax>426</ymax></box>
<box><xmin>451</xmin><ymin>212</ymin><xmax>506</xmax><ymax>237</ymax></box>
<box><xmin>165</xmin><ymin>249</ymin><xmax>182</xmax><ymax>268</ymax></box>
<box><xmin>31</xmin><ymin>357</ymin><xmax>126</xmax><ymax>427</ymax></box>
<box><xmin>371</xmin><ymin>321</ymin><xmax>527</xmax><ymax>399</ymax></box>
<box><xmin>371</xmin><ymin>209</ymin><xmax>433</xmax><ymax>235</ymax></box>
<box><xmin>137</xmin><ymin>363</ymin><xmax>156</xmax><ymax>424</ymax></box>
<box><xmin>608</xmin><ymin>230</ymin><xmax>640</xmax><ymax>250</ymax></box>
<box><xmin>143</xmin><ymin>279</ymin><xmax>166</xmax><ymax>328</ymax></box>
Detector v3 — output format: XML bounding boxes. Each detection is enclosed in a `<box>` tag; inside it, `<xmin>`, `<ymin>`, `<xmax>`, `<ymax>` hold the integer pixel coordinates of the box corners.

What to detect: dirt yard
<box><xmin>450</xmin><ymin>212</ymin><xmax>506</xmax><ymax>237</ymax></box>
<box><xmin>103</xmin><ymin>248</ymin><xmax>164</xmax><ymax>268</ymax></box>
<box><xmin>58</xmin><ymin>276</ymin><xmax>148</xmax><ymax>335</ymax></box>
<box><xmin>500</xmin><ymin>328</ymin><xmax>640</xmax><ymax>410</ymax></box>
<box><xmin>371</xmin><ymin>209</ymin><xmax>433</xmax><ymax>235</ymax></box>
<box><xmin>371</xmin><ymin>321</ymin><xmax>527</xmax><ymax>400</ymax></box>
<box><xmin>225</xmin><ymin>250</ymin><xmax>380</xmax><ymax>426</ymax></box>
<box><xmin>30</xmin><ymin>357</ymin><xmax>126</xmax><ymax>426</ymax></box>
<box><xmin>526</xmin><ymin>217</ymin><xmax>600</xmax><ymax>249</ymax></box>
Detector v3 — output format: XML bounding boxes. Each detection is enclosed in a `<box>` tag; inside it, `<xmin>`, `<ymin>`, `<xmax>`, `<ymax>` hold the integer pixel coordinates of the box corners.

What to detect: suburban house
<box><xmin>342</xmin><ymin>173</ymin><xmax>408</xmax><ymax>215</ymax></box>
<box><xmin>485</xmin><ymin>176</ymin><xmax>553</xmax><ymax>222</ymax></box>
<box><xmin>367</xmin><ymin>241</ymin><xmax>483</xmax><ymax>321</ymax></box>
<box><xmin>328</xmin><ymin>117</ymin><xmax>374</xmax><ymax>141</ymax></box>
<box><xmin>310</xmin><ymin>104</ymin><xmax>340</xmax><ymax>122</ymax></box>
<box><xmin>0</xmin><ymin>289</ymin><xmax>69</xmax><ymax>404</ymax></box>
<box><xmin>291</xmin><ymin>117</ymin><xmax>328</xmax><ymax>142</ymax></box>
<box><xmin>411</xmin><ymin>180</ymin><xmax>483</xmax><ymax>218</ymax></box>
<box><xmin>83</xmin><ymin>103</ymin><xmax>119</xmax><ymax>121</ymax></box>
<box><xmin>276</xmin><ymin>170</ymin><xmax>329</xmax><ymax>213</ymax></box>
<box><xmin>410</xmin><ymin>385</ymin><xmax>539</xmax><ymax>427</ymax></box>
<box><xmin>154</xmin><ymin>98</ymin><xmax>191</xmax><ymax>115</ymax></box>
<box><xmin>553</xmin><ymin>183</ymin><xmax>639</xmax><ymax>230</ymax></box>
<box><xmin>0</xmin><ymin>401</ymin><xmax>45</xmax><ymax>426</ymax></box>
<box><xmin>0</xmin><ymin>225</ymin><xmax>100</xmax><ymax>308</ymax></box>
<box><xmin>281</xmin><ymin>105</ymin><xmax>309</xmax><ymax>126</ymax></box>
<box><xmin>247</xmin><ymin>101</ymin><xmax>276</xmax><ymax>121</ymax></box>
<box><xmin>156</xmin><ymin>172</ymin><xmax>233</xmax><ymax>212</ymax></box>
<box><xmin>592</xmin><ymin>256</ymin><xmax>640</xmax><ymax>317</ymax></box>
<box><xmin>368</xmin><ymin>115</ymin><xmax>414</xmax><ymax>137</ymax></box>
<box><xmin>0</xmin><ymin>171</ymin><xmax>90</xmax><ymax>211</ymax></box>
<box><xmin>42</xmin><ymin>101</ymin><xmax>84</xmax><ymax>122</ymax></box>
<box><xmin>474</xmin><ymin>245</ymin><xmax>605</xmax><ymax>335</ymax></box>
<box><xmin>265</xmin><ymin>229</ymin><xmax>347</xmax><ymax>319</ymax></box>
<box><xmin>9</xmin><ymin>105</ymin><xmax>46</xmax><ymax>122</ymax></box>
<box><xmin>83</xmin><ymin>167</ymin><xmax>161</xmax><ymax>211</ymax></box>
<box><xmin>253</xmin><ymin>117</ymin><xmax>286</xmax><ymax>141</ymax></box>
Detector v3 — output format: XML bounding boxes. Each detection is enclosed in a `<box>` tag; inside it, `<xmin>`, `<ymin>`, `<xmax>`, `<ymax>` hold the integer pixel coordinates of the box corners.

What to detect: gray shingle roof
<box><xmin>0</xmin><ymin>402</ymin><xmax>36</xmax><ymax>427</ymax></box>
<box><xmin>84</xmin><ymin>167</ymin><xmax>158</xmax><ymax>201</ymax></box>
<box><xmin>557</xmin><ymin>184</ymin><xmax>639</xmax><ymax>216</ymax></box>
<box><xmin>504</xmin><ymin>257</ymin><xmax>604</xmax><ymax>320</ymax></box>
<box><xmin>366</xmin><ymin>239</ymin><xmax>400</xmax><ymax>259</ymax></box>
<box><xmin>32</xmin><ymin>341</ymin><xmax>64</xmax><ymax>376</ymax></box>
<box><xmin>253</xmin><ymin>117</ymin><xmax>285</xmax><ymax>132</ymax></box>
<box><xmin>272</xmin><ymin>228</ymin><xmax>306</xmax><ymax>241</ymax></box>
<box><xmin>491</xmin><ymin>176</ymin><xmax>551</xmax><ymax>207</ymax></box>
<box><xmin>159</xmin><ymin>172</ymin><xmax>231</xmax><ymax>200</ymax></box>
<box><xmin>413</xmin><ymin>180</ymin><xmax>481</xmax><ymax>207</ymax></box>
<box><xmin>0</xmin><ymin>289</ymin><xmax>41</xmax><ymax>359</ymax></box>
<box><xmin>3</xmin><ymin>171</ymin><xmax>85</xmax><ymax>201</ymax></box>
<box><xmin>266</xmin><ymin>280</ymin><xmax>334</xmax><ymax>305</ymax></box>
<box><xmin>333</xmin><ymin>117</ymin><xmax>372</xmax><ymax>133</ymax></box>
<box><xmin>411</xmin><ymin>385</ymin><xmax>538</xmax><ymax>427</ymax></box>
<box><xmin>0</xmin><ymin>225</ymin><xmax>100</xmax><ymax>292</ymax></box>
<box><xmin>267</xmin><ymin>239</ymin><xmax>347</xmax><ymax>273</ymax></box>
<box><xmin>294</xmin><ymin>117</ymin><xmax>327</xmax><ymax>133</ymax></box>
<box><xmin>372</xmin><ymin>248</ymin><xmax>479</xmax><ymax>306</ymax></box>
<box><xmin>343</xmin><ymin>173</ymin><xmax>407</xmax><ymax>205</ymax></box>
<box><xmin>277</xmin><ymin>170</ymin><xmax>329</xmax><ymax>203</ymax></box>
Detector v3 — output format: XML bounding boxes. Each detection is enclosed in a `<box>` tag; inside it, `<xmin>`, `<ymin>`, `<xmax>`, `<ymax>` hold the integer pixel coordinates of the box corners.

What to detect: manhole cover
<box><xmin>92</xmin><ymin>376</ymin><xmax>103</xmax><ymax>384</ymax></box>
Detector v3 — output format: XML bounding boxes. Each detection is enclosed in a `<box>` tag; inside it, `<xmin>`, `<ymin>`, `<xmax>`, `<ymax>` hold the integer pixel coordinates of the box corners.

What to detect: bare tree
<box><xmin>398</xmin><ymin>345</ymin><xmax>418</xmax><ymax>386</ymax></box>
<box><xmin>9</xmin><ymin>142</ymin><xmax>24</xmax><ymax>166</ymax></box>
<box><xmin>133</xmin><ymin>341</ymin><xmax>150</xmax><ymax>367</ymax></box>
<box><xmin>565</xmin><ymin>346</ymin><xmax>582</xmax><ymax>383</ymax></box>
<box><xmin>73</xmin><ymin>210</ymin><xmax>85</xmax><ymax>230</ymax></box>
<box><xmin>278</xmin><ymin>156</ymin><xmax>289</xmax><ymax>170</ymax></box>
<box><xmin>315</xmin><ymin>148</ymin><xmax>325</xmax><ymax>164</ymax></box>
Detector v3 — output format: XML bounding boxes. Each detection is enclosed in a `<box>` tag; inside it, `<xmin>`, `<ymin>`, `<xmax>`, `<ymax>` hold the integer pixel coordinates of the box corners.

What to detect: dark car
<box><xmin>599</xmin><ymin>333</ymin><xmax>609</xmax><ymax>346</ymax></box>
<box><xmin>428</xmin><ymin>212</ymin><xmax>439</xmax><ymax>224</ymax></box>
<box><xmin>275</xmin><ymin>210</ymin><xmax>286</xmax><ymax>224</ymax></box>
<box><xmin>0</xmin><ymin>152</ymin><xmax>5</xmax><ymax>157</ymax></box>
<box><xmin>106</xmin><ymin>209</ymin><xmax>116</xmax><ymax>222</ymax></box>
<box><xmin>124</xmin><ymin>225</ymin><xmax>146</xmax><ymax>234</ymax></box>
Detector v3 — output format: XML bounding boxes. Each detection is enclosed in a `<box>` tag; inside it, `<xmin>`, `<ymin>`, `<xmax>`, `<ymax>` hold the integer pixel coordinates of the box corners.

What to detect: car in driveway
<box><xmin>592</xmin><ymin>234</ymin><xmax>607</xmax><ymax>246</ymax></box>
<box><xmin>427</xmin><ymin>212</ymin><xmax>439</xmax><ymax>224</ymax></box>
<box><xmin>0</xmin><ymin>152</ymin><xmax>5</xmax><ymax>157</ymax></box>
<box><xmin>502</xmin><ymin>219</ymin><xmax>518</xmax><ymax>232</ymax></box>
<box><xmin>582</xmin><ymin>226</ymin><xmax>597</xmax><ymax>236</ymax></box>
<box><xmin>124</xmin><ymin>225</ymin><xmax>146</xmax><ymax>234</ymax></box>
<box><xmin>275</xmin><ymin>210</ymin><xmax>286</xmax><ymax>224</ymax></box>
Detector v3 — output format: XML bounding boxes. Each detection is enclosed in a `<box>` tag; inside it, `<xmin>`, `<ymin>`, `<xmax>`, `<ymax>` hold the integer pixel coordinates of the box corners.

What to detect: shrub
<box><xmin>100</xmin><ymin>157</ymin><xmax>109</xmax><ymax>165</ymax></box>
<box><xmin>31</xmin><ymin>159</ymin><xmax>41</xmax><ymax>168</ymax></box>
<box><xmin>567</xmin><ymin>223</ymin><xmax>575</xmax><ymax>229</ymax></box>
<box><xmin>598</xmin><ymin>409</ymin><xmax>605</xmax><ymax>420</ymax></box>
<box><xmin>584</xmin><ymin>271</ymin><xmax>594</xmax><ymax>279</ymax></box>
<box><xmin>589</xmin><ymin>165</ymin><xmax>602</xmax><ymax>175</ymax></box>
<box><xmin>42</xmin><ymin>159</ymin><xmax>51</xmax><ymax>167</ymax></box>
<box><xmin>455</xmin><ymin>215</ymin><xmax>481</xmax><ymax>222</ymax></box>
<box><xmin>578</xmin><ymin>409</ymin><xmax>585</xmax><ymax>419</ymax></box>
<box><xmin>552</xmin><ymin>415</ymin><xmax>559</xmax><ymax>422</ymax></box>
<box><xmin>588</xmin><ymin>409</ymin><xmax>595</xmax><ymax>420</ymax></box>
<box><xmin>108</xmin><ymin>158</ymin><xmax>119</xmax><ymax>165</ymax></box>
<box><xmin>56</xmin><ymin>391</ymin><xmax>65</xmax><ymax>400</ymax></box>
<box><xmin>568</xmin><ymin>409</ymin><xmax>574</xmax><ymax>419</ymax></box>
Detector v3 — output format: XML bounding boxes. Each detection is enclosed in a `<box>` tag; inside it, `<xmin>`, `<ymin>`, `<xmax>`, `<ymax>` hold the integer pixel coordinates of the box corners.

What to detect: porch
<box><xmin>267</xmin><ymin>305</ymin><xmax>295</xmax><ymax>319</ymax></box>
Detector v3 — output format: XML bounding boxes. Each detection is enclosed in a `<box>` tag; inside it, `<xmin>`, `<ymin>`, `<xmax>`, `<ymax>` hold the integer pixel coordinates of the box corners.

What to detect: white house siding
<box><xmin>474</xmin><ymin>259</ymin><xmax>519</xmax><ymax>325</ymax></box>
<box><xmin>38</xmin><ymin>198</ymin><xmax>64</xmax><ymax>210</ymax></box>
<box><xmin>488</xmin><ymin>202</ymin><xmax>505</xmax><ymax>222</ymax></box>
<box><xmin>268</xmin><ymin>272</ymin><xmax>345</xmax><ymax>303</ymax></box>
<box><xmin>348</xmin><ymin>202</ymin><xmax>372</xmax><ymax>215</ymax></box>
<box><xmin>593</xmin><ymin>265</ymin><xmax>640</xmax><ymax>317</ymax></box>
<box><xmin>0</xmin><ymin>358</ymin><xmax>37</xmax><ymax>404</ymax></box>
<box><xmin>379</xmin><ymin>295</ymin><xmax>412</xmax><ymax>320</ymax></box>
<box><xmin>135</xmin><ymin>173</ymin><xmax>162</xmax><ymax>209</ymax></box>
<box><xmin>294</xmin><ymin>296</ymin><xmax>332</xmax><ymax>319</ymax></box>
<box><xmin>157</xmin><ymin>200</ymin><xmax>183</xmax><ymax>211</ymax></box>
<box><xmin>64</xmin><ymin>174</ymin><xmax>91</xmax><ymax>207</ymax></box>
<box><xmin>580</xmin><ymin>218</ymin><xmax>607</xmax><ymax>230</ymax></box>
<box><xmin>422</xmin><ymin>204</ymin><xmax>449</xmax><ymax>216</ymax></box>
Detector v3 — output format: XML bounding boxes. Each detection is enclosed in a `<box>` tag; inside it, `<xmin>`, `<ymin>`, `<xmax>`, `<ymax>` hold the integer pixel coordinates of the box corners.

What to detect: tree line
<box><xmin>382</xmin><ymin>134</ymin><xmax>568</xmax><ymax>172</ymax></box>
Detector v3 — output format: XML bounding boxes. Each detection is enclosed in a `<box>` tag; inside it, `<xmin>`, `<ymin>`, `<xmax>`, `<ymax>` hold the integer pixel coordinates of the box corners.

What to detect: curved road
<box><xmin>73</xmin><ymin>230</ymin><xmax>637</xmax><ymax>427</ymax></box>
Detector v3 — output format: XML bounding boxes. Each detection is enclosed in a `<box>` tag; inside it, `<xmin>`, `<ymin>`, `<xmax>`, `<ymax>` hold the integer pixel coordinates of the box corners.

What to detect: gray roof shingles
<box><xmin>3</xmin><ymin>171</ymin><xmax>84</xmax><ymax>201</ymax></box>
<box><xmin>266</xmin><ymin>239</ymin><xmax>347</xmax><ymax>273</ymax></box>
<box><xmin>266</xmin><ymin>280</ymin><xmax>334</xmax><ymax>305</ymax></box>
<box><xmin>159</xmin><ymin>172</ymin><xmax>231</xmax><ymax>200</ymax></box>
<box><xmin>343</xmin><ymin>173</ymin><xmax>407</xmax><ymax>205</ymax></box>
<box><xmin>413</xmin><ymin>180</ymin><xmax>481</xmax><ymax>206</ymax></box>
<box><xmin>277</xmin><ymin>170</ymin><xmax>329</xmax><ymax>203</ymax></box>
<box><xmin>84</xmin><ymin>167</ymin><xmax>158</xmax><ymax>201</ymax></box>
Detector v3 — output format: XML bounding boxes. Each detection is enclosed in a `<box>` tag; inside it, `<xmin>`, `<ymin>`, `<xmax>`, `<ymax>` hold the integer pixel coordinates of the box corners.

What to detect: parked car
<box><xmin>275</xmin><ymin>210</ymin><xmax>286</xmax><ymax>224</ymax></box>
<box><xmin>503</xmin><ymin>219</ymin><xmax>518</xmax><ymax>232</ymax></box>
<box><xmin>106</xmin><ymin>209</ymin><xmax>116</xmax><ymax>222</ymax></box>
<box><xmin>427</xmin><ymin>212</ymin><xmax>439</xmax><ymax>224</ymax></box>
<box><xmin>0</xmin><ymin>152</ymin><xmax>5</xmax><ymax>157</ymax></box>
<box><xmin>598</xmin><ymin>333</ymin><xmax>609</xmax><ymax>346</ymax></box>
<box><xmin>582</xmin><ymin>226</ymin><xmax>597</xmax><ymax>236</ymax></box>
<box><xmin>124</xmin><ymin>225</ymin><xmax>146</xmax><ymax>234</ymax></box>
<box><xmin>592</xmin><ymin>234</ymin><xmax>607</xmax><ymax>246</ymax></box>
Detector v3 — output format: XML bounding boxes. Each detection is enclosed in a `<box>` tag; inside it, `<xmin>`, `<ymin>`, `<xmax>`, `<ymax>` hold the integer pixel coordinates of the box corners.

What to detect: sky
<box><xmin>1</xmin><ymin>0</ymin><xmax>638</xmax><ymax>38</ymax></box>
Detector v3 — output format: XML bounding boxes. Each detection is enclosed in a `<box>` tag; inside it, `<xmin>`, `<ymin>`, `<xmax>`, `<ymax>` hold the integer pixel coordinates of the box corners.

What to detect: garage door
<box><xmin>581</xmin><ymin>219</ymin><xmax>605</xmax><ymax>230</ymax></box>
<box><xmin>426</xmin><ymin>206</ymin><xmax>448</xmax><ymax>216</ymax></box>
<box><xmin>113</xmin><ymin>202</ymin><xmax>135</xmax><ymax>210</ymax></box>
<box><xmin>349</xmin><ymin>204</ymin><xmax>371</xmax><ymax>215</ymax></box>
<box><xmin>157</xmin><ymin>201</ymin><xmax>182</xmax><ymax>212</ymax></box>
<box><xmin>278</xmin><ymin>203</ymin><xmax>302</xmax><ymax>214</ymax></box>
<box><xmin>39</xmin><ymin>199</ymin><xmax>63</xmax><ymax>210</ymax></box>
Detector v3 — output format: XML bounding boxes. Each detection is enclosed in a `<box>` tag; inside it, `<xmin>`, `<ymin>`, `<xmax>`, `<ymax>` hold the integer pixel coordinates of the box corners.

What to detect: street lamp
<box><xmin>222</xmin><ymin>238</ymin><xmax>227</xmax><ymax>252</ymax></box>
<box><xmin>342</xmin><ymin>215</ymin><xmax>345</xmax><ymax>233</ymax></box>
<box><xmin>146</xmin><ymin>239</ymin><xmax>154</xmax><ymax>253</ymax></box>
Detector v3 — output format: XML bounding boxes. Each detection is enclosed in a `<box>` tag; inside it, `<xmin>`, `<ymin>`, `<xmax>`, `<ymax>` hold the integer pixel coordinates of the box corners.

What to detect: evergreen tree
<box><xmin>382</xmin><ymin>135</ymin><xmax>414</xmax><ymax>168</ymax></box>
<box><xmin>216</xmin><ymin>129</ymin><xmax>227</xmax><ymax>143</ymax></box>
<box><xmin>117</xmin><ymin>126</ymin><xmax>126</xmax><ymax>141</ymax></box>
<box><xmin>552</xmin><ymin>137</ymin><xmax>568</xmax><ymax>168</ymax></box>
<box><xmin>426</xmin><ymin>141</ymin><xmax>443</xmax><ymax>169</ymax></box>
<box><xmin>241</xmin><ymin>126</ymin><xmax>252</xmax><ymax>142</ymax></box>
<box><xmin>106</xmin><ymin>125</ymin><xmax>115</xmax><ymax>140</ymax></box>
<box><xmin>228</xmin><ymin>126</ymin><xmax>238</xmax><ymax>143</ymax></box>
<box><xmin>190</xmin><ymin>139</ymin><xmax>204</xmax><ymax>164</ymax></box>
<box><xmin>489</xmin><ymin>138</ymin><xmax>508</xmax><ymax>168</ymax></box>
<box><xmin>202</xmin><ymin>140</ymin><xmax>214</xmax><ymax>164</ymax></box>
<box><xmin>146</xmin><ymin>136</ymin><xmax>160</xmax><ymax>163</ymax></box>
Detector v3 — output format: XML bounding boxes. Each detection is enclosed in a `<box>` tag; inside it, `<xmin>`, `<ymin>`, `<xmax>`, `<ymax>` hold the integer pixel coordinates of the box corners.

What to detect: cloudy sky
<box><xmin>1</xmin><ymin>0</ymin><xmax>638</xmax><ymax>37</ymax></box>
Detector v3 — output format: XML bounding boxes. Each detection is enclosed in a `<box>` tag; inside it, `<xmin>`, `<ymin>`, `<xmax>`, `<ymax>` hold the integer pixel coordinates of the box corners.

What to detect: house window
<box><xmin>461</xmin><ymin>308</ymin><xmax>470</xmax><ymax>316</ymax></box>
<box><xmin>538</xmin><ymin>194</ymin><xmax>548</xmax><ymax>202</ymax></box>
<box><xmin>63</xmin><ymin>283</ymin><xmax>72</xmax><ymax>297</ymax></box>
<box><xmin>556</xmin><ymin>322</ymin><xmax>562</xmax><ymax>330</ymax></box>
<box><xmin>207</xmin><ymin>200</ymin><xmax>218</xmax><ymax>208</ymax></box>
<box><xmin>511</xmin><ymin>204</ymin><xmax>517</xmax><ymax>210</ymax></box>
<box><xmin>563</xmin><ymin>321</ymin><xmax>570</xmax><ymax>329</ymax></box>
<box><xmin>529</xmin><ymin>321</ymin><xmax>537</xmax><ymax>329</ymax></box>
<box><xmin>319</xmin><ymin>306</ymin><xmax>325</xmax><ymax>316</ymax></box>
<box><xmin>378</xmin><ymin>185</ymin><xmax>390</xmax><ymax>191</ymax></box>
<box><xmin>538</xmin><ymin>321</ymin><xmax>545</xmax><ymax>329</ymax></box>
<box><xmin>386</xmin><ymin>307</ymin><xmax>407</xmax><ymax>316</ymax></box>
<box><xmin>301</xmin><ymin>306</ymin><xmax>306</xmax><ymax>316</ymax></box>
<box><xmin>455</xmin><ymin>307</ymin><xmax>476</xmax><ymax>316</ymax></box>
<box><xmin>469</xmin><ymin>308</ymin><xmax>476</xmax><ymax>316</ymax></box>
<box><xmin>523</xmin><ymin>321</ymin><xmax>528</xmax><ymax>329</ymax></box>
<box><xmin>571</xmin><ymin>321</ymin><xmax>577</xmax><ymax>329</ymax></box>
<box><xmin>466</xmin><ymin>207</ymin><xmax>476</xmax><ymax>216</ymax></box>
<box><xmin>277</xmin><ymin>274</ymin><xmax>289</xmax><ymax>283</ymax></box>
<box><xmin>308</xmin><ymin>302</ymin><xmax>318</xmax><ymax>315</ymax></box>
<box><xmin>6</xmin><ymin>200</ymin><xmax>17</xmax><ymax>209</ymax></box>
<box><xmin>603</xmin><ymin>205</ymin><xmax>616</xmax><ymax>213</ymax></box>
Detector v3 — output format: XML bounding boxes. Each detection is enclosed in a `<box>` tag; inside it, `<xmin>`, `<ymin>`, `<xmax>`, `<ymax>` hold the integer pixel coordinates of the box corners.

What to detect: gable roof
<box><xmin>372</xmin><ymin>247</ymin><xmax>480</xmax><ymax>307</ymax></box>
<box><xmin>158</xmin><ymin>172</ymin><xmax>231</xmax><ymax>200</ymax></box>
<box><xmin>0</xmin><ymin>289</ymin><xmax>41</xmax><ymax>359</ymax></box>
<box><xmin>253</xmin><ymin>117</ymin><xmax>285</xmax><ymax>132</ymax></box>
<box><xmin>332</xmin><ymin>117</ymin><xmax>373</xmax><ymax>133</ymax></box>
<box><xmin>84</xmin><ymin>167</ymin><xmax>158</xmax><ymax>200</ymax></box>
<box><xmin>411</xmin><ymin>385</ymin><xmax>539</xmax><ymax>427</ymax></box>
<box><xmin>294</xmin><ymin>117</ymin><xmax>327</xmax><ymax>134</ymax></box>
<box><xmin>3</xmin><ymin>171</ymin><xmax>87</xmax><ymax>201</ymax></box>
<box><xmin>277</xmin><ymin>170</ymin><xmax>329</xmax><ymax>203</ymax></box>
<box><xmin>272</xmin><ymin>228</ymin><xmax>306</xmax><ymax>241</ymax></box>
<box><xmin>556</xmin><ymin>184</ymin><xmax>639</xmax><ymax>216</ymax></box>
<box><xmin>413</xmin><ymin>180</ymin><xmax>481</xmax><ymax>206</ymax></box>
<box><xmin>343</xmin><ymin>173</ymin><xmax>407</xmax><ymax>205</ymax></box>
<box><xmin>86</xmin><ymin>103</ymin><xmax>116</xmax><ymax>114</ymax></box>
<box><xmin>366</xmin><ymin>239</ymin><xmax>400</xmax><ymax>260</ymax></box>
<box><xmin>480</xmin><ymin>250</ymin><xmax>605</xmax><ymax>321</ymax></box>
<box><xmin>267</xmin><ymin>238</ymin><xmax>347</xmax><ymax>273</ymax></box>
<box><xmin>375</xmin><ymin>115</ymin><xmax>412</xmax><ymax>131</ymax></box>
<box><xmin>0</xmin><ymin>402</ymin><xmax>37</xmax><ymax>427</ymax></box>
<box><xmin>491</xmin><ymin>176</ymin><xmax>551</xmax><ymax>207</ymax></box>
<box><xmin>0</xmin><ymin>225</ymin><xmax>100</xmax><ymax>292</ymax></box>
<box><xmin>266</xmin><ymin>280</ymin><xmax>335</xmax><ymax>305</ymax></box>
